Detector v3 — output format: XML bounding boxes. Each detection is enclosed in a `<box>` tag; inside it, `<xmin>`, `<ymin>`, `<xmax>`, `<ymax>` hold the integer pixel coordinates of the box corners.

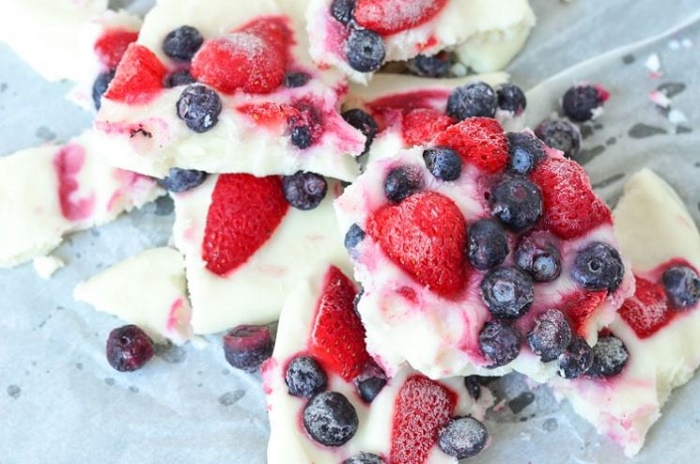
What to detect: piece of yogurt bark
<box><xmin>263</xmin><ymin>264</ymin><xmax>493</xmax><ymax>463</ymax></box>
<box><xmin>74</xmin><ymin>247</ymin><xmax>193</xmax><ymax>344</ymax></box>
<box><xmin>306</xmin><ymin>0</ymin><xmax>536</xmax><ymax>84</ymax></box>
<box><xmin>0</xmin><ymin>131</ymin><xmax>163</xmax><ymax>268</ymax></box>
<box><xmin>549</xmin><ymin>169</ymin><xmax>700</xmax><ymax>457</ymax></box>
<box><xmin>94</xmin><ymin>0</ymin><xmax>366</xmax><ymax>181</ymax></box>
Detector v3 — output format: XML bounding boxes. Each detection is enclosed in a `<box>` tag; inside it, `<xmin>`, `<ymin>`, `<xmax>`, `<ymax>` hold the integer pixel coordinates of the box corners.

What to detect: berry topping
<box><xmin>423</xmin><ymin>147</ymin><xmax>463</xmax><ymax>181</ymax></box>
<box><xmin>528</xmin><ymin>309</ymin><xmax>572</xmax><ymax>362</ymax></box>
<box><xmin>164</xmin><ymin>69</ymin><xmax>196</xmax><ymax>87</ymax></box>
<box><xmin>383</xmin><ymin>165</ymin><xmax>424</xmax><ymax>203</ymax></box>
<box><xmin>288</xmin><ymin>102</ymin><xmax>323</xmax><ymax>150</ymax></box>
<box><xmin>560</xmin><ymin>290</ymin><xmax>607</xmax><ymax>338</ymax></box>
<box><xmin>303</xmin><ymin>391</ymin><xmax>359</xmax><ymax>447</ymax></box>
<box><xmin>515</xmin><ymin>234</ymin><xmax>562</xmax><ymax>282</ymax></box>
<box><xmin>290</xmin><ymin>125</ymin><xmax>313</xmax><ymax>149</ymax></box>
<box><xmin>331</xmin><ymin>0</ymin><xmax>356</xmax><ymax>25</ymax></box>
<box><xmin>367</xmin><ymin>191</ymin><xmax>468</xmax><ymax>297</ymax></box>
<box><xmin>176</xmin><ymin>84</ymin><xmax>222</xmax><ymax>133</ymax></box>
<box><xmin>479</xmin><ymin>320</ymin><xmax>521</xmax><ymax>367</ymax></box>
<box><xmin>662</xmin><ymin>265</ymin><xmax>700</xmax><ymax>309</ymax></box>
<box><xmin>223</xmin><ymin>325</ymin><xmax>273</xmax><ymax>372</ymax></box>
<box><xmin>344</xmin><ymin>453</ymin><xmax>384</xmax><ymax>464</ymax></box>
<box><xmin>345</xmin><ymin>28</ymin><xmax>386</xmax><ymax>73</ymax></box>
<box><xmin>446</xmin><ymin>82</ymin><xmax>498</xmax><ymax>121</ymax></box>
<box><xmin>104</xmin><ymin>44</ymin><xmax>167</xmax><ymax>105</ymax></box>
<box><xmin>463</xmin><ymin>376</ymin><xmax>485</xmax><ymax>401</ymax></box>
<box><xmin>159</xmin><ymin>168</ymin><xmax>207</xmax><ymax>193</ymax></box>
<box><xmin>438</xmin><ymin>416</ymin><xmax>488</xmax><ymax>459</ymax></box>
<box><xmin>106</xmin><ymin>324</ymin><xmax>154</xmax><ymax>372</ymax></box>
<box><xmin>433</xmin><ymin>118</ymin><xmax>509</xmax><ymax>174</ymax></box>
<box><xmin>489</xmin><ymin>176</ymin><xmax>543</xmax><ymax>232</ymax></box>
<box><xmin>344</xmin><ymin>223</ymin><xmax>366</xmax><ymax>251</ymax></box>
<box><xmin>402</xmin><ymin>108</ymin><xmax>454</xmax><ymax>147</ymax></box>
<box><xmin>407</xmin><ymin>52</ymin><xmax>452</xmax><ymax>78</ymax></box>
<box><xmin>342</xmin><ymin>108</ymin><xmax>379</xmax><ymax>153</ymax></box>
<box><xmin>506</xmin><ymin>132</ymin><xmax>545</xmax><ymax>174</ymax></box>
<box><xmin>283</xmin><ymin>71</ymin><xmax>311</xmax><ymax>88</ymax></box>
<box><xmin>354</xmin><ymin>0</ymin><xmax>448</xmax><ymax>36</ymax></box>
<box><xmin>202</xmin><ymin>174</ymin><xmax>289</xmax><ymax>276</ymax></box>
<box><xmin>162</xmin><ymin>26</ymin><xmax>204</xmax><ymax>62</ymax></box>
<box><xmin>285</xmin><ymin>355</ymin><xmax>328</xmax><ymax>398</ymax></box>
<box><xmin>94</xmin><ymin>29</ymin><xmax>139</xmax><ymax>70</ymax></box>
<box><xmin>619</xmin><ymin>276</ymin><xmax>671</xmax><ymax>339</ymax></box>
<box><xmin>557</xmin><ymin>337</ymin><xmax>593</xmax><ymax>379</ymax></box>
<box><xmin>534</xmin><ymin>119</ymin><xmax>582</xmax><ymax>160</ymax></box>
<box><xmin>282</xmin><ymin>171</ymin><xmax>328</xmax><ymax>210</ymax></box>
<box><xmin>572</xmin><ymin>242</ymin><xmax>625</xmax><ymax>292</ymax></box>
<box><xmin>586</xmin><ymin>334</ymin><xmax>629</xmax><ymax>378</ymax></box>
<box><xmin>92</xmin><ymin>70</ymin><xmax>115</xmax><ymax>110</ymax></box>
<box><xmin>467</xmin><ymin>219</ymin><xmax>509</xmax><ymax>270</ymax></box>
<box><xmin>358</xmin><ymin>376</ymin><xmax>387</xmax><ymax>403</ymax></box>
<box><xmin>480</xmin><ymin>266</ymin><xmax>534</xmax><ymax>318</ymax></box>
<box><xmin>562</xmin><ymin>84</ymin><xmax>609</xmax><ymax>122</ymax></box>
<box><xmin>496</xmin><ymin>83</ymin><xmax>527</xmax><ymax>116</ymax></box>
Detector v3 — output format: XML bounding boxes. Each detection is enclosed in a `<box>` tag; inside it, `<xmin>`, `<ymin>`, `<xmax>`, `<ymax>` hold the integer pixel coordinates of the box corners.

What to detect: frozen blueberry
<box><xmin>480</xmin><ymin>266</ymin><xmax>534</xmax><ymax>319</ymax></box>
<box><xmin>562</xmin><ymin>84</ymin><xmax>606</xmax><ymax>122</ymax></box>
<box><xmin>463</xmin><ymin>376</ymin><xmax>486</xmax><ymax>401</ymax></box>
<box><xmin>290</xmin><ymin>125</ymin><xmax>313</xmax><ymax>149</ymax></box>
<box><xmin>572</xmin><ymin>242</ymin><xmax>625</xmax><ymax>291</ymax></box>
<box><xmin>159</xmin><ymin>168</ymin><xmax>207</xmax><ymax>193</ymax></box>
<box><xmin>534</xmin><ymin>119</ymin><xmax>582</xmax><ymax>160</ymax></box>
<box><xmin>506</xmin><ymin>132</ymin><xmax>545</xmax><ymax>174</ymax></box>
<box><xmin>479</xmin><ymin>320</ymin><xmax>521</xmax><ymax>367</ymax></box>
<box><xmin>662</xmin><ymin>265</ymin><xmax>700</xmax><ymax>309</ymax></box>
<box><xmin>282</xmin><ymin>171</ymin><xmax>328</xmax><ymax>210</ymax></box>
<box><xmin>223</xmin><ymin>325</ymin><xmax>273</xmax><ymax>372</ymax></box>
<box><xmin>92</xmin><ymin>70</ymin><xmax>115</xmax><ymax>110</ymax></box>
<box><xmin>358</xmin><ymin>376</ymin><xmax>386</xmax><ymax>403</ymax></box>
<box><xmin>496</xmin><ymin>83</ymin><xmax>527</xmax><ymax>116</ymax></box>
<box><xmin>176</xmin><ymin>84</ymin><xmax>222</xmax><ymax>133</ymax></box>
<box><xmin>345</xmin><ymin>224</ymin><xmax>366</xmax><ymax>255</ymax></box>
<box><xmin>467</xmin><ymin>219</ymin><xmax>509</xmax><ymax>270</ymax></box>
<box><xmin>383</xmin><ymin>165</ymin><xmax>424</xmax><ymax>203</ymax></box>
<box><xmin>438</xmin><ymin>416</ymin><xmax>488</xmax><ymax>459</ymax></box>
<box><xmin>342</xmin><ymin>108</ymin><xmax>379</xmax><ymax>153</ymax></box>
<box><xmin>303</xmin><ymin>391</ymin><xmax>359</xmax><ymax>447</ymax></box>
<box><xmin>345</xmin><ymin>27</ymin><xmax>385</xmax><ymax>73</ymax></box>
<box><xmin>527</xmin><ymin>309</ymin><xmax>572</xmax><ymax>362</ymax></box>
<box><xmin>106</xmin><ymin>324</ymin><xmax>154</xmax><ymax>372</ymax></box>
<box><xmin>515</xmin><ymin>235</ymin><xmax>562</xmax><ymax>282</ymax></box>
<box><xmin>164</xmin><ymin>69</ymin><xmax>196</xmax><ymax>88</ymax></box>
<box><xmin>162</xmin><ymin>26</ymin><xmax>204</xmax><ymax>62</ymax></box>
<box><xmin>343</xmin><ymin>453</ymin><xmax>384</xmax><ymax>464</ymax></box>
<box><xmin>407</xmin><ymin>53</ymin><xmax>452</xmax><ymax>78</ymax></box>
<box><xmin>284</xmin><ymin>71</ymin><xmax>311</xmax><ymax>88</ymax></box>
<box><xmin>446</xmin><ymin>81</ymin><xmax>497</xmax><ymax>121</ymax></box>
<box><xmin>586</xmin><ymin>334</ymin><xmax>629</xmax><ymax>378</ymax></box>
<box><xmin>489</xmin><ymin>177</ymin><xmax>543</xmax><ymax>232</ymax></box>
<box><xmin>285</xmin><ymin>356</ymin><xmax>328</xmax><ymax>398</ymax></box>
<box><xmin>557</xmin><ymin>337</ymin><xmax>593</xmax><ymax>379</ymax></box>
<box><xmin>331</xmin><ymin>0</ymin><xmax>356</xmax><ymax>25</ymax></box>
<box><xmin>422</xmin><ymin>147</ymin><xmax>463</xmax><ymax>181</ymax></box>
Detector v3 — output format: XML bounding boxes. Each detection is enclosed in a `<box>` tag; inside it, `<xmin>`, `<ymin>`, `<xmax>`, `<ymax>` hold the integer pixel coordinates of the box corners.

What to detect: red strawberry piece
<box><xmin>237</xmin><ymin>102</ymin><xmax>299</xmax><ymax>128</ymax></box>
<box><xmin>103</xmin><ymin>43</ymin><xmax>167</xmax><ymax>105</ymax></box>
<box><xmin>619</xmin><ymin>276</ymin><xmax>673</xmax><ymax>339</ymax></box>
<box><xmin>354</xmin><ymin>0</ymin><xmax>449</xmax><ymax>36</ymax></box>
<box><xmin>402</xmin><ymin>108</ymin><xmax>454</xmax><ymax>147</ymax></box>
<box><xmin>560</xmin><ymin>290</ymin><xmax>607</xmax><ymax>337</ymax></box>
<box><xmin>202</xmin><ymin>174</ymin><xmax>289</xmax><ymax>276</ymax></box>
<box><xmin>530</xmin><ymin>157</ymin><xmax>612</xmax><ymax>239</ymax></box>
<box><xmin>310</xmin><ymin>266</ymin><xmax>371</xmax><ymax>381</ymax></box>
<box><xmin>238</xmin><ymin>16</ymin><xmax>294</xmax><ymax>56</ymax></box>
<box><xmin>390</xmin><ymin>375</ymin><xmax>457</xmax><ymax>464</ymax></box>
<box><xmin>367</xmin><ymin>191</ymin><xmax>468</xmax><ymax>297</ymax></box>
<box><xmin>94</xmin><ymin>29</ymin><xmax>139</xmax><ymax>70</ymax></box>
<box><xmin>432</xmin><ymin>117</ymin><xmax>508</xmax><ymax>174</ymax></box>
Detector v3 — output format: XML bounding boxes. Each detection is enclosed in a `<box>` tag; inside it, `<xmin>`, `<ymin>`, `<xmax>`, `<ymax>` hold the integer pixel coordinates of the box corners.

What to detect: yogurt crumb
<box><xmin>33</xmin><ymin>255</ymin><xmax>65</xmax><ymax>279</ymax></box>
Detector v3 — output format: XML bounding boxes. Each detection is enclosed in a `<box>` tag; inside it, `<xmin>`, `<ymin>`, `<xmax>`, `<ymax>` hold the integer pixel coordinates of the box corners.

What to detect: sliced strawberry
<box><xmin>237</xmin><ymin>102</ymin><xmax>299</xmax><ymax>128</ymax></box>
<box><xmin>402</xmin><ymin>108</ymin><xmax>454</xmax><ymax>147</ymax></box>
<box><xmin>619</xmin><ymin>276</ymin><xmax>672</xmax><ymax>339</ymax></box>
<box><xmin>433</xmin><ymin>117</ymin><xmax>508</xmax><ymax>174</ymax></box>
<box><xmin>530</xmin><ymin>157</ymin><xmax>612</xmax><ymax>239</ymax></box>
<box><xmin>238</xmin><ymin>16</ymin><xmax>294</xmax><ymax>57</ymax></box>
<box><xmin>354</xmin><ymin>0</ymin><xmax>449</xmax><ymax>36</ymax></box>
<box><xmin>94</xmin><ymin>29</ymin><xmax>139</xmax><ymax>70</ymax></box>
<box><xmin>367</xmin><ymin>191</ymin><xmax>468</xmax><ymax>297</ymax></box>
<box><xmin>103</xmin><ymin>43</ymin><xmax>167</xmax><ymax>105</ymax></box>
<box><xmin>202</xmin><ymin>174</ymin><xmax>289</xmax><ymax>276</ymax></box>
<box><xmin>390</xmin><ymin>375</ymin><xmax>457</xmax><ymax>464</ymax></box>
<box><xmin>310</xmin><ymin>266</ymin><xmax>370</xmax><ymax>381</ymax></box>
<box><xmin>560</xmin><ymin>290</ymin><xmax>607</xmax><ymax>337</ymax></box>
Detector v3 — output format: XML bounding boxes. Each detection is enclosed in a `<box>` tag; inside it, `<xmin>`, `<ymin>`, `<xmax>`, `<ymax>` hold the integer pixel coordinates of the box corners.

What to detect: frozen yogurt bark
<box><xmin>550</xmin><ymin>169</ymin><xmax>700</xmax><ymax>456</ymax></box>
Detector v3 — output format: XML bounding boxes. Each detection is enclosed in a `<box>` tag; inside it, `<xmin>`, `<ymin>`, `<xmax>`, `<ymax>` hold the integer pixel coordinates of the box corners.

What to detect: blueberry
<box><xmin>557</xmin><ymin>337</ymin><xmax>593</xmax><ymax>379</ymax></box>
<box><xmin>586</xmin><ymin>334</ymin><xmax>629</xmax><ymax>378</ymax></box>
<box><xmin>223</xmin><ymin>325</ymin><xmax>273</xmax><ymax>372</ymax></box>
<box><xmin>285</xmin><ymin>355</ymin><xmax>328</xmax><ymax>398</ymax></box>
<box><xmin>406</xmin><ymin>53</ymin><xmax>452</xmax><ymax>78</ymax></box>
<box><xmin>527</xmin><ymin>309</ymin><xmax>572</xmax><ymax>362</ymax></box>
<box><xmin>479</xmin><ymin>320</ymin><xmax>522</xmax><ymax>367</ymax></box>
<box><xmin>176</xmin><ymin>84</ymin><xmax>222</xmax><ymax>133</ymax></box>
<box><xmin>480</xmin><ymin>266</ymin><xmax>534</xmax><ymax>319</ymax></box>
<box><xmin>489</xmin><ymin>177</ymin><xmax>543</xmax><ymax>232</ymax></box>
<box><xmin>571</xmin><ymin>242</ymin><xmax>625</xmax><ymax>291</ymax></box>
<box><xmin>383</xmin><ymin>165</ymin><xmax>424</xmax><ymax>203</ymax></box>
<box><xmin>422</xmin><ymin>147</ymin><xmax>463</xmax><ymax>181</ymax></box>
<box><xmin>562</xmin><ymin>84</ymin><xmax>605</xmax><ymax>122</ymax></box>
<box><xmin>331</xmin><ymin>0</ymin><xmax>356</xmax><ymax>25</ymax></box>
<box><xmin>534</xmin><ymin>119</ymin><xmax>581</xmax><ymax>159</ymax></box>
<box><xmin>446</xmin><ymin>82</ymin><xmax>497</xmax><ymax>121</ymax></box>
<box><xmin>662</xmin><ymin>265</ymin><xmax>700</xmax><ymax>309</ymax></box>
<box><xmin>303</xmin><ymin>391</ymin><xmax>359</xmax><ymax>447</ymax></box>
<box><xmin>496</xmin><ymin>83</ymin><xmax>527</xmax><ymax>115</ymax></box>
<box><xmin>159</xmin><ymin>168</ymin><xmax>207</xmax><ymax>193</ymax></box>
<box><xmin>463</xmin><ymin>376</ymin><xmax>486</xmax><ymax>401</ymax></box>
<box><xmin>106</xmin><ymin>324</ymin><xmax>154</xmax><ymax>372</ymax></box>
<box><xmin>284</xmin><ymin>71</ymin><xmax>311</xmax><ymax>88</ymax></box>
<box><xmin>92</xmin><ymin>70</ymin><xmax>115</xmax><ymax>110</ymax></box>
<box><xmin>282</xmin><ymin>171</ymin><xmax>328</xmax><ymax>210</ymax></box>
<box><xmin>290</xmin><ymin>125</ymin><xmax>313</xmax><ymax>149</ymax></box>
<box><xmin>345</xmin><ymin>223</ymin><xmax>366</xmax><ymax>251</ymax></box>
<box><xmin>162</xmin><ymin>25</ymin><xmax>204</xmax><ymax>62</ymax></box>
<box><xmin>341</xmin><ymin>108</ymin><xmax>379</xmax><ymax>153</ymax></box>
<box><xmin>343</xmin><ymin>453</ymin><xmax>384</xmax><ymax>464</ymax></box>
<box><xmin>353</xmin><ymin>287</ymin><xmax>364</xmax><ymax>317</ymax></box>
<box><xmin>506</xmin><ymin>132</ymin><xmax>545</xmax><ymax>174</ymax></box>
<box><xmin>467</xmin><ymin>219</ymin><xmax>509</xmax><ymax>270</ymax></box>
<box><xmin>438</xmin><ymin>416</ymin><xmax>488</xmax><ymax>459</ymax></box>
<box><xmin>515</xmin><ymin>234</ymin><xmax>562</xmax><ymax>282</ymax></box>
<box><xmin>164</xmin><ymin>69</ymin><xmax>196</xmax><ymax>88</ymax></box>
<box><xmin>358</xmin><ymin>376</ymin><xmax>386</xmax><ymax>403</ymax></box>
<box><xmin>345</xmin><ymin>27</ymin><xmax>385</xmax><ymax>73</ymax></box>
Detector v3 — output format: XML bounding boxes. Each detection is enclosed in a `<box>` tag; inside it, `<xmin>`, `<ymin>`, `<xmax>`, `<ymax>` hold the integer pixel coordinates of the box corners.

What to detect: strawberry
<box><xmin>94</xmin><ymin>29</ymin><xmax>139</xmax><ymax>70</ymax></box>
<box><xmin>619</xmin><ymin>276</ymin><xmax>672</xmax><ymax>339</ymax></box>
<box><xmin>236</xmin><ymin>102</ymin><xmax>299</xmax><ymax>128</ymax></box>
<box><xmin>103</xmin><ymin>44</ymin><xmax>167</xmax><ymax>105</ymax></box>
<box><xmin>238</xmin><ymin>16</ymin><xmax>294</xmax><ymax>56</ymax></box>
<box><xmin>390</xmin><ymin>375</ymin><xmax>457</xmax><ymax>464</ymax></box>
<box><xmin>402</xmin><ymin>108</ymin><xmax>454</xmax><ymax>147</ymax></box>
<box><xmin>354</xmin><ymin>0</ymin><xmax>449</xmax><ymax>36</ymax></box>
<box><xmin>367</xmin><ymin>191</ymin><xmax>468</xmax><ymax>297</ymax></box>
<box><xmin>432</xmin><ymin>117</ymin><xmax>509</xmax><ymax>174</ymax></box>
<box><xmin>530</xmin><ymin>157</ymin><xmax>612</xmax><ymax>239</ymax></box>
<box><xmin>202</xmin><ymin>174</ymin><xmax>289</xmax><ymax>276</ymax></box>
<box><xmin>310</xmin><ymin>266</ymin><xmax>371</xmax><ymax>381</ymax></box>
<box><xmin>560</xmin><ymin>290</ymin><xmax>607</xmax><ymax>337</ymax></box>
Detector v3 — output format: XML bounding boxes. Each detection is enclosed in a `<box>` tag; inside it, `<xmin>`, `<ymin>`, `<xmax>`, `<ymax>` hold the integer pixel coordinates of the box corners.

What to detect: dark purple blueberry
<box><xmin>223</xmin><ymin>325</ymin><xmax>273</xmax><ymax>372</ymax></box>
<box><xmin>515</xmin><ymin>234</ymin><xmax>562</xmax><ymax>282</ymax></box>
<box><xmin>534</xmin><ymin>119</ymin><xmax>581</xmax><ymax>159</ymax></box>
<box><xmin>164</xmin><ymin>69</ymin><xmax>196</xmax><ymax>88</ymax></box>
<box><xmin>159</xmin><ymin>168</ymin><xmax>207</xmax><ymax>193</ymax></box>
<box><xmin>467</xmin><ymin>219</ymin><xmax>509</xmax><ymax>270</ymax></box>
<box><xmin>479</xmin><ymin>320</ymin><xmax>522</xmax><ymax>367</ymax></box>
<box><xmin>489</xmin><ymin>177</ymin><xmax>543</xmax><ymax>232</ymax></box>
<box><xmin>282</xmin><ymin>171</ymin><xmax>328</xmax><ymax>210</ymax></box>
<box><xmin>527</xmin><ymin>309</ymin><xmax>572</xmax><ymax>362</ymax></box>
<box><xmin>285</xmin><ymin>355</ymin><xmax>328</xmax><ymax>398</ymax></box>
<box><xmin>422</xmin><ymin>147</ymin><xmax>463</xmax><ymax>181</ymax></box>
<box><xmin>557</xmin><ymin>337</ymin><xmax>593</xmax><ymax>379</ymax></box>
<box><xmin>176</xmin><ymin>84</ymin><xmax>222</xmax><ymax>133</ymax></box>
<box><xmin>480</xmin><ymin>266</ymin><xmax>534</xmax><ymax>319</ymax></box>
<box><xmin>343</xmin><ymin>453</ymin><xmax>384</xmax><ymax>464</ymax></box>
<box><xmin>446</xmin><ymin>81</ymin><xmax>497</xmax><ymax>121</ymax></box>
<box><xmin>662</xmin><ymin>265</ymin><xmax>700</xmax><ymax>309</ymax></box>
<box><xmin>383</xmin><ymin>165</ymin><xmax>424</xmax><ymax>203</ymax></box>
<box><xmin>331</xmin><ymin>0</ymin><xmax>356</xmax><ymax>25</ymax></box>
<box><xmin>345</xmin><ymin>27</ymin><xmax>385</xmax><ymax>73</ymax></box>
<box><xmin>406</xmin><ymin>53</ymin><xmax>452</xmax><ymax>78</ymax></box>
<box><xmin>162</xmin><ymin>25</ymin><xmax>204</xmax><ymax>62</ymax></box>
<box><xmin>358</xmin><ymin>376</ymin><xmax>386</xmax><ymax>403</ymax></box>
<box><xmin>506</xmin><ymin>132</ymin><xmax>545</xmax><ymax>174</ymax></box>
<box><xmin>438</xmin><ymin>416</ymin><xmax>488</xmax><ymax>459</ymax></box>
<box><xmin>290</xmin><ymin>125</ymin><xmax>313</xmax><ymax>149</ymax></box>
<box><xmin>463</xmin><ymin>376</ymin><xmax>484</xmax><ymax>401</ymax></box>
<box><xmin>345</xmin><ymin>223</ymin><xmax>366</xmax><ymax>251</ymax></box>
<box><xmin>284</xmin><ymin>71</ymin><xmax>311</xmax><ymax>88</ymax></box>
<box><xmin>571</xmin><ymin>242</ymin><xmax>624</xmax><ymax>291</ymax></box>
<box><xmin>562</xmin><ymin>84</ymin><xmax>606</xmax><ymax>122</ymax></box>
<box><xmin>586</xmin><ymin>334</ymin><xmax>629</xmax><ymax>378</ymax></box>
<box><xmin>303</xmin><ymin>391</ymin><xmax>359</xmax><ymax>446</ymax></box>
<box><xmin>496</xmin><ymin>83</ymin><xmax>527</xmax><ymax>115</ymax></box>
<box><xmin>92</xmin><ymin>70</ymin><xmax>115</xmax><ymax>110</ymax></box>
<box><xmin>106</xmin><ymin>324</ymin><xmax>154</xmax><ymax>372</ymax></box>
<box><xmin>342</xmin><ymin>108</ymin><xmax>379</xmax><ymax>153</ymax></box>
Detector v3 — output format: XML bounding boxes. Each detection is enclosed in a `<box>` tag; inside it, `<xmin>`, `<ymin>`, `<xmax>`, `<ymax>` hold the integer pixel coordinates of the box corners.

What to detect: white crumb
<box><xmin>644</xmin><ymin>53</ymin><xmax>661</xmax><ymax>73</ymax></box>
<box><xmin>33</xmin><ymin>256</ymin><xmax>65</xmax><ymax>279</ymax></box>
<box><xmin>668</xmin><ymin>109</ymin><xmax>688</xmax><ymax>124</ymax></box>
<box><xmin>648</xmin><ymin>90</ymin><xmax>671</xmax><ymax>108</ymax></box>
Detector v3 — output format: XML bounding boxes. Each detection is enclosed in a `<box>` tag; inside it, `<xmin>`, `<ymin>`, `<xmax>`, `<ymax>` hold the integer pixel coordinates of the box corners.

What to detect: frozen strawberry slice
<box><xmin>94</xmin><ymin>29</ymin><xmax>139</xmax><ymax>70</ymax></box>
<box><xmin>239</xmin><ymin>16</ymin><xmax>294</xmax><ymax>56</ymax></box>
<box><xmin>618</xmin><ymin>276</ymin><xmax>671</xmax><ymax>339</ymax></box>
<box><xmin>402</xmin><ymin>108</ymin><xmax>454</xmax><ymax>147</ymax></box>
<box><xmin>104</xmin><ymin>43</ymin><xmax>167</xmax><ymax>105</ymax></box>
<box><xmin>560</xmin><ymin>290</ymin><xmax>608</xmax><ymax>337</ymax></box>
<box><xmin>354</xmin><ymin>0</ymin><xmax>449</xmax><ymax>36</ymax></box>
<box><xmin>433</xmin><ymin>117</ymin><xmax>509</xmax><ymax>174</ymax></box>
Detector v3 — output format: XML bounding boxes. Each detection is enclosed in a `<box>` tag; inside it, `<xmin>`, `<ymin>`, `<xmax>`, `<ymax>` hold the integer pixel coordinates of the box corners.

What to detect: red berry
<box><xmin>433</xmin><ymin>117</ymin><xmax>509</xmax><ymax>174</ymax></box>
<box><xmin>619</xmin><ymin>276</ymin><xmax>672</xmax><ymax>339</ymax></box>
<box><xmin>560</xmin><ymin>290</ymin><xmax>607</xmax><ymax>337</ymax></box>
<box><xmin>103</xmin><ymin>43</ymin><xmax>167</xmax><ymax>105</ymax></box>
<box><xmin>94</xmin><ymin>29</ymin><xmax>139</xmax><ymax>70</ymax></box>
<box><xmin>106</xmin><ymin>325</ymin><xmax>154</xmax><ymax>372</ymax></box>
<box><xmin>354</xmin><ymin>0</ymin><xmax>449</xmax><ymax>36</ymax></box>
<box><xmin>239</xmin><ymin>16</ymin><xmax>294</xmax><ymax>54</ymax></box>
<box><xmin>401</xmin><ymin>108</ymin><xmax>454</xmax><ymax>146</ymax></box>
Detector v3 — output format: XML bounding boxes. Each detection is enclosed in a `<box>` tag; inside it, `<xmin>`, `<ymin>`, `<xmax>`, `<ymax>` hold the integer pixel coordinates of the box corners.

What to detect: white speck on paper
<box><xmin>668</xmin><ymin>109</ymin><xmax>688</xmax><ymax>124</ymax></box>
<box><xmin>649</xmin><ymin>90</ymin><xmax>671</xmax><ymax>108</ymax></box>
